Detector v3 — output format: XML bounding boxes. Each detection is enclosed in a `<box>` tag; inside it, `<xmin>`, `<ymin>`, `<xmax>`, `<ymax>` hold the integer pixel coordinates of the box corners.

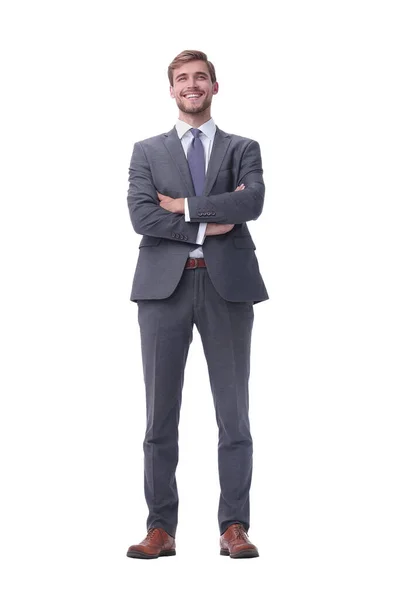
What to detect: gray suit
<box><xmin>127</xmin><ymin>124</ymin><xmax>269</xmax><ymax>537</ymax></box>
<box><xmin>128</xmin><ymin>125</ymin><xmax>268</xmax><ymax>303</ymax></box>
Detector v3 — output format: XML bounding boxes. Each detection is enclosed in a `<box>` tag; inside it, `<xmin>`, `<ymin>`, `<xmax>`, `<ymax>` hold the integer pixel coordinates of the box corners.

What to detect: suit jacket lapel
<box><xmin>203</xmin><ymin>126</ymin><xmax>232</xmax><ymax>196</ymax></box>
<box><xmin>163</xmin><ymin>127</ymin><xmax>195</xmax><ymax>196</ymax></box>
<box><xmin>163</xmin><ymin>124</ymin><xmax>232</xmax><ymax>197</ymax></box>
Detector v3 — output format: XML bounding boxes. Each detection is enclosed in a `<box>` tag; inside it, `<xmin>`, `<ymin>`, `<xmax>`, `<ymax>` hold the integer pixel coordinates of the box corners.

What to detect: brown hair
<box><xmin>168</xmin><ymin>50</ymin><xmax>217</xmax><ymax>86</ymax></box>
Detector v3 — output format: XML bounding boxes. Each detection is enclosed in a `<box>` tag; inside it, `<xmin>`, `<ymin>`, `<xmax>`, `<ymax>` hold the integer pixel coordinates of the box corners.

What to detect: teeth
<box><xmin>185</xmin><ymin>94</ymin><xmax>201</xmax><ymax>98</ymax></box>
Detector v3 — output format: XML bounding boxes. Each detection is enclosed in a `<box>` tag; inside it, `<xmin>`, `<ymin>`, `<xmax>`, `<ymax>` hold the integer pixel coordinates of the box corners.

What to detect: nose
<box><xmin>187</xmin><ymin>75</ymin><xmax>199</xmax><ymax>88</ymax></box>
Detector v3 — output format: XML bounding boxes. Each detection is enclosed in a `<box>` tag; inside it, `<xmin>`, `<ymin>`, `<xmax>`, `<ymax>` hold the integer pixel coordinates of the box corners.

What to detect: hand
<box><xmin>205</xmin><ymin>184</ymin><xmax>245</xmax><ymax>236</ymax></box>
<box><xmin>157</xmin><ymin>192</ymin><xmax>185</xmax><ymax>214</ymax></box>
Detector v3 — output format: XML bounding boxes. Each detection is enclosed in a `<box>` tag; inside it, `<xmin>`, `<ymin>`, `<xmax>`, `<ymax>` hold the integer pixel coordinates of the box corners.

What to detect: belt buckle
<box><xmin>186</xmin><ymin>257</ymin><xmax>200</xmax><ymax>269</ymax></box>
<box><xmin>187</xmin><ymin>258</ymin><xmax>198</xmax><ymax>269</ymax></box>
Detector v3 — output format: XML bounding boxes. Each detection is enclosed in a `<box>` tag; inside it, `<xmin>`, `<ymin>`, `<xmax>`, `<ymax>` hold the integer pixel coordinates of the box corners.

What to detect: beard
<box><xmin>176</xmin><ymin>94</ymin><xmax>212</xmax><ymax>115</ymax></box>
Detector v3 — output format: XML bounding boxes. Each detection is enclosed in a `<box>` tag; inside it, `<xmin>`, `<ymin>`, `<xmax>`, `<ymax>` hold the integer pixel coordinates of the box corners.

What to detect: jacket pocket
<box><xmin>233</xmin><ymin>236</ymin><xmax>256</xmax><ymax>250</ymax></box>
<box><xmin>139</xmin><ymin>236</ymin><xmax>162</xmax><ymax>248</ymax></box>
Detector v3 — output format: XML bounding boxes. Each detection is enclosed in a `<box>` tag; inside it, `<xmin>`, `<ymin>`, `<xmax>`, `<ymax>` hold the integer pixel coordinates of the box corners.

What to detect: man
<box><xmin>126</xmin><ymin>50</ymin><xmax>268</xmax><ymax>559</ymax></box>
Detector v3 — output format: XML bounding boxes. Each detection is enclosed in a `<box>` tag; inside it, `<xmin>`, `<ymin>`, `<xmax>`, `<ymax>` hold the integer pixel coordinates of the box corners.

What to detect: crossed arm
<box><xmin>127</xmin><ymin>140</ymin><xmax>265</xmax><ymax>242</ymax></box>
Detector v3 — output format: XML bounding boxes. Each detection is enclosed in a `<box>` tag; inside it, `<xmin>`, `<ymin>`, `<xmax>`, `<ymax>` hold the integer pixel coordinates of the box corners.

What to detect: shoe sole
<box><xmin>220</xmin><ymin>548</ymin><xmax>259</xmax><ymax>558</ymax></box>
<box><xmin>127</xmin><ymin>549</ymin><xmax>176</xmax><ymax>559</ymax></box>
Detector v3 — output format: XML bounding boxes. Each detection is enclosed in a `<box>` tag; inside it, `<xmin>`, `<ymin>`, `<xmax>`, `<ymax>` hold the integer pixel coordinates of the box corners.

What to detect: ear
<box><xmin>170</xmin><ymin>86</ymin><xmax>175</xmax><ymax>98</ymax></box>
<box><xmin>213</xmin><ymin>82</ymin><xmax>219</xmax><ymax>95</ymax></box>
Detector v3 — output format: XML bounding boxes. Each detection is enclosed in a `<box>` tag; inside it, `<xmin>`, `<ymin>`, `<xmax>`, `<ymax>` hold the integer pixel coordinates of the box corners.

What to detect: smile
<box><xmin>183</xmin><ymin>93</ymin><xmax>203</xmax><ymax>100</ymax></box>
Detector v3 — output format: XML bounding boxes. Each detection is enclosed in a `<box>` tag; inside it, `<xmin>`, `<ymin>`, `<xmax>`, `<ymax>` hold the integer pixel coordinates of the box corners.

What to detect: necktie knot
<box><xmin>190</xmin><ymin>128</ymin><xmax>202</xmax><ymax>139</ymax></box>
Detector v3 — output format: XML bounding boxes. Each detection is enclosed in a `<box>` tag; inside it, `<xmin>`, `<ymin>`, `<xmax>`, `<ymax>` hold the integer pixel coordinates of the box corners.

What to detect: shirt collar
<box><xmin>175</xmin><ymin>117</ymin><xmax>216</xmax><ymax>140</ymax></box>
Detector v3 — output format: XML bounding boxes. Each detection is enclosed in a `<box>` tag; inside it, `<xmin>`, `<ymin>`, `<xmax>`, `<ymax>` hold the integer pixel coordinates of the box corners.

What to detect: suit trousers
<box><xmin>136</xmin><ymin>264</ymin><xmax>254</xmax><ymax>538</ymax></box>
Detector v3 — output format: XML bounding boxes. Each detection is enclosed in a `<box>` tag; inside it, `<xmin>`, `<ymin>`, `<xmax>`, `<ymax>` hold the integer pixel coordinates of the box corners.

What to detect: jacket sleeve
<box><xmin>127</xmin><ymin>141</ymin><xmax>202</xmax><ymax>243</ymax></box>
<box><xmin>186</xmin><ymin>140</ymin><xmax>265</xmax><ymax>224</ymax></box>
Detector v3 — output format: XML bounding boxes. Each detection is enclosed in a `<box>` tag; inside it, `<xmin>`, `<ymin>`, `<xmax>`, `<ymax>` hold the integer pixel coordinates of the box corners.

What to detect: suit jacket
<box><xmin>127</xmin><ymin>124</ymin><xmax>269</xmax><ymax>304</ymax></box>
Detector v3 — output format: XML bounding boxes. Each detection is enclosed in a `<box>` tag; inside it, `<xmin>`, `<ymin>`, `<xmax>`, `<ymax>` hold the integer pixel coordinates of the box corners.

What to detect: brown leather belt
<box><xmin>184</xmin><ymin>257</ymin><xmax>206</xmax><ymax>269</ymax></box>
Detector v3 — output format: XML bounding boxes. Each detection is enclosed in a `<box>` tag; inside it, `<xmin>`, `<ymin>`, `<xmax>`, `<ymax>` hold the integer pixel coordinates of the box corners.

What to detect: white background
<box><xmin>1</xmin><ymin>0</ymin><xmax>399</xmax><ymax>598</ymax></box>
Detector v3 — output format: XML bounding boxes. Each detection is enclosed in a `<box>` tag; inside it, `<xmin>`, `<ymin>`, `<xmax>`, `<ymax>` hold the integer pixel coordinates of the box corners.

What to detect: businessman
<box><xmin>126</xmin><ymin>50</ymin><xmax>268</xmax><ymax>559</ymax></box>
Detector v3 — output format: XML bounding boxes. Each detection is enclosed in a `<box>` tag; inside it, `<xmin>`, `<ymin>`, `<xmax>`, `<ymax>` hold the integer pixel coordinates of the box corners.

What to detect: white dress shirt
<box><xmin>175</xmin><ymin>118</ymin><xmax>217</xmax><ymax>258</ymax></box>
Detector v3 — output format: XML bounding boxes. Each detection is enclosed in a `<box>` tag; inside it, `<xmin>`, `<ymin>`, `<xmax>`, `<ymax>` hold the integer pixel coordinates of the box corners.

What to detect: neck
<box><xmin>178</xmin><ymin>109</ymin><xmax>212</xmax><ymax>128</ymax></box>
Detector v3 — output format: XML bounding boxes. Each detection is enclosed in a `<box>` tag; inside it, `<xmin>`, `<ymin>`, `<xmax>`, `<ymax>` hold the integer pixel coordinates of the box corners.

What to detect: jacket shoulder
<box><xmin>134</xmin><ymin>131</ymin><xmax>168</xmax><ymax>147</ymax></box>
<box><xmin>218</xmin><ymin>128</ymin><xmax>260</xmax><ymax>148</ymax></box>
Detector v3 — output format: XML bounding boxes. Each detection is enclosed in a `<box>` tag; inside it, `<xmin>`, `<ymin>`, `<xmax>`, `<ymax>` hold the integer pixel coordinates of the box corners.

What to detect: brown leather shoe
<box><xmin>220</xmin><ymin>523</ymin><xmax>259</xmax><ymax>558</ymax></box>
<box><xmin>126</xmin><ymin>527</ymin><xmax>176</xmax><ymax>559</ymax></box>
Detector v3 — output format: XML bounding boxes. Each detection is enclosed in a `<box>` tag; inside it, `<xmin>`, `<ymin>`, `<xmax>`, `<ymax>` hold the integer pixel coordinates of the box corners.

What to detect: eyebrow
<box><xmin>175</xmin><ymin>71</ymin><xmax>209</xmax><ymax>80</ymax></box>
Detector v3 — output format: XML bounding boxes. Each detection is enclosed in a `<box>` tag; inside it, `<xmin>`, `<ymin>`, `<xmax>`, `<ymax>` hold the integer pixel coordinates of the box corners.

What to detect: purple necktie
<box><xmin>187</xmin><ymin>128</ymin><xmax>205</xmax><ymax>196</ymax></box>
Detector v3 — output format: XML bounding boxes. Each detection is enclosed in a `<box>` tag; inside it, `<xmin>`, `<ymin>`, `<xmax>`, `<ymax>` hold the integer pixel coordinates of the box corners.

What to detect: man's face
<box><xmin>170</xmin><ymin>60</ymin><xmax>218</xmax><ymax>115</ymax></box>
